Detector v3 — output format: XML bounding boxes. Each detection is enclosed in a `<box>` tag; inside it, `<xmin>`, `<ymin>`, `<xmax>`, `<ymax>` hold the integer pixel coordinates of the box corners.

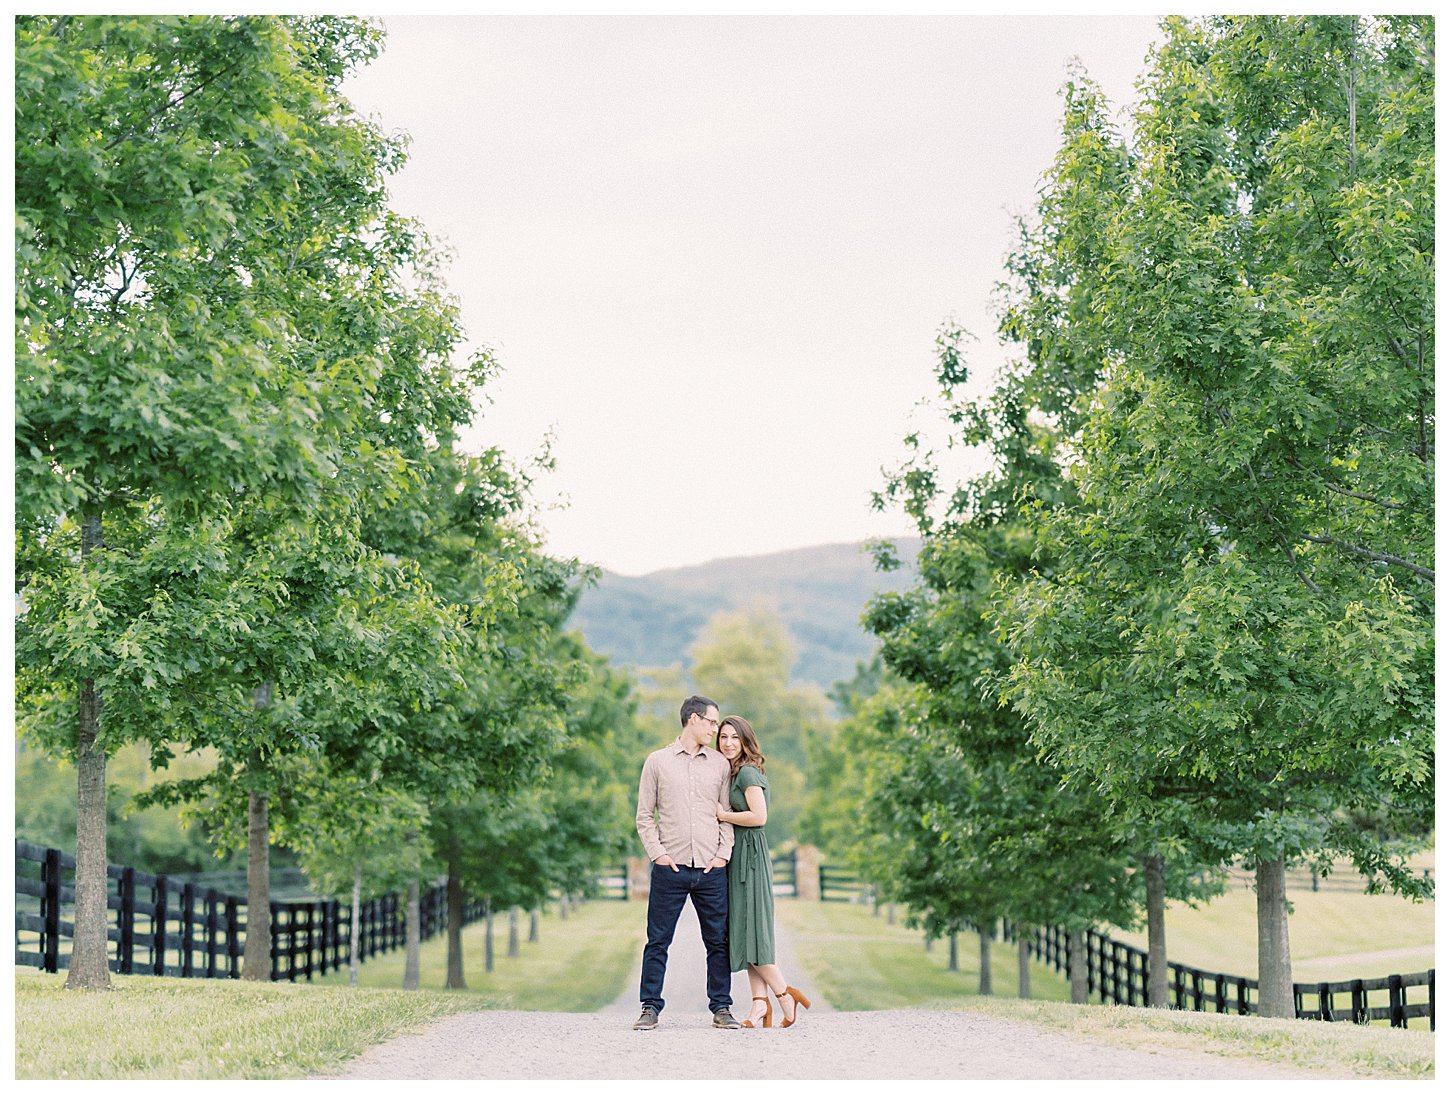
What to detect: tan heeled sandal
<box><xmin>775</xmin><ymin>985</ymin><xmax>811</xmax><ymax>1028</ymax></box>
<box><xmin>742</xmin><ymin>994</ymin><xmax>772</xmax><ymax>1028</ymax></box>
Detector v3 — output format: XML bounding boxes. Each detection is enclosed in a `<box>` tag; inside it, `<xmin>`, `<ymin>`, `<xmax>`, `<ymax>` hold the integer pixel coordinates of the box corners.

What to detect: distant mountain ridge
<box><xmin>567</xmin><ymin>538</ymin><xmax>921</xmax><ymax>690</ymax></box>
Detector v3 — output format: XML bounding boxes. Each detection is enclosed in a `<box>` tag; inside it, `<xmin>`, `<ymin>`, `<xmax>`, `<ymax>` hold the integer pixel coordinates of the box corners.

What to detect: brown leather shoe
<box><xmin>712</xmin><ymin>1008</ymin><xmax>741</xmax><ymax>1029</ymax></box>
<box><xmin>632</xmin><ymin>1006</ymin><xmax>659</xmax><ymax>1030</ymax></box>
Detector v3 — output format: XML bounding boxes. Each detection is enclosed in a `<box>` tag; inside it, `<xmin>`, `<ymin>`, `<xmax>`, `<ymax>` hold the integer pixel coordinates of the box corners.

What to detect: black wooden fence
<box><xmin>807</xmin><ymin>859</ymin><xmax>1432</xmax><ymax>1030</ymax></box>
<box><xmin>773</xmin><ymin>848</ymin><xmax>797</xmax><ymax>897</ymax></box>
<box><xmin>1009</xmin><ymin>922</ymin><xmax>1435</xmax><ymax>1031</ymax></box>
<box><xmin>15</xmin><ymin>839</ymin><xmax>487</xmax><ymax>982</ymax></box>
<box><xmin>594</xmin><ymin>863</ymin><xmax>629</xmax><ymax>901</ymax></box>
<box><xmin>819</xmin><ymin>863</ymin><xmax>871</xmax><ymax>903</ymax></box>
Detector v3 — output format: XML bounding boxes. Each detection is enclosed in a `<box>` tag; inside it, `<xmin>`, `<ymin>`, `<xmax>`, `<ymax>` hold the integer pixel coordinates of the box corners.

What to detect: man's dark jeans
<box><xmin>639</xmin><ymin>861</ymin><xmax>731</xmax><ymax>1014</ymax></box>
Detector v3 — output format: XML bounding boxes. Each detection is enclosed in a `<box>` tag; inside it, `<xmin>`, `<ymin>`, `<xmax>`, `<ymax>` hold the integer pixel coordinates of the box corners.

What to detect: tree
<box><xmin>245</xmin><ymin>759</ymin><xmax>429</xmax><ymax>986</ymax></box>
<box><xmin>992</xmin><ymin>16</ymin><xmax>1433</xmax><ymax>1017</ymax></box>
<box><xmin>15</xmin><ymin>15</ymin><xmax>440</xmax><ymax>988</ymax></box>
<box><xmin>860</xmin><ymin>523</ymin><xmax>1150</xmax><ymax>1003</ymax></box>
<box><xmin>687</xmin><ymin>602</ymin><xmax>833</xmax><ymax>847</ymax></box>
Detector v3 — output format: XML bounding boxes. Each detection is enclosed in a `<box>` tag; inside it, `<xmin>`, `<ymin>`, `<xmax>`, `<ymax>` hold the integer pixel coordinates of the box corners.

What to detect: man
<box><xmin>632</xmin><ymin>694</ymin><xmax>738</xmax><ymax>1030</ymax></box>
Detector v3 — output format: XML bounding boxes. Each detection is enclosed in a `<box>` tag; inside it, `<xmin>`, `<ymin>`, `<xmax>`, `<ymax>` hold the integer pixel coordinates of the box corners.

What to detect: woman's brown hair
<box><xmin>718</xmin><ymin>714</ymin><xmax>766</xmax><ymax>780</ymax></box>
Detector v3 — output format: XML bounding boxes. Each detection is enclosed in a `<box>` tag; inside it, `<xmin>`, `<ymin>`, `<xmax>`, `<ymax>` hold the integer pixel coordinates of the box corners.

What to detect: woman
<box><xmin>714</xmin><ymin>714</ymin><xmax>811</xmax><ymax>1028</ymax></box>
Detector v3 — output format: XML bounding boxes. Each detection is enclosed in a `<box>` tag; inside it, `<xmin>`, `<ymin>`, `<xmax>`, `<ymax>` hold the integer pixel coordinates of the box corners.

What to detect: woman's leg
<box><xmin>753</xmin><ymin>962</ymin><xmax>796</xmax><ymax>1021</ymax></box>
<box><xmin>744</xmin><ymin>966</ymin><xmax>768</xmax><ymax>1024</ymax></box>
<box><xmin>752</xmin><ymin>962</ymin><xmax>786</xmax><ymax>995</ymax></box>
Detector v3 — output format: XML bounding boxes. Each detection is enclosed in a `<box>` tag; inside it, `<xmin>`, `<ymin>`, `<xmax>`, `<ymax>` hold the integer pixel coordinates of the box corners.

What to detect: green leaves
<box><xmin>994</xmin><ymin>15</ymin><xmax>1433</xmax><ymax>889</ymax></box>
<box><xmin>865</xmin><ymin>15</ymin><xmax>1433</xmax><ymax>955</ymax></box>
<box><xmin>15</xmin><ymin>17</ymin><xmax>639</xmax><ymax>918</ymax></box>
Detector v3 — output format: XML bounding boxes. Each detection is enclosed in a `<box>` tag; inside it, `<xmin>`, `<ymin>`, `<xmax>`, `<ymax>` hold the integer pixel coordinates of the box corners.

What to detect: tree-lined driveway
<box><xmin>324</xmin><ymin>902</ymin><xmax>1310</xmax><ymax>1080</ymax></box>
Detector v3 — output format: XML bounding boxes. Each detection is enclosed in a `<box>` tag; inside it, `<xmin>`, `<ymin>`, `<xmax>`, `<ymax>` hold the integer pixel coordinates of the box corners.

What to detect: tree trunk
<box><xmin>978</xmin><ymin>924</ymin><xmax>993</xmax><ymax>995</ymax></box>
<box><xmin>947</xmin><ymin>932</ymin><xmax>958</xmax><ymax>972</ymax></box>
<box><xmin>1018</xmin><ymin>936</ymin><xmax>1032</xmax><ymax>999</ymax></box>
<box><xmin>242</xmin><ymin>783</ymin><xmax>271</xmax><ymax>981</ymax></box>
<box><xmin>508</xmin><ymin>907</ymin><xmax>520</xmax><ymax>958</ymax></box>
<box><xmin>886</xmin><ymin>902</ymin><xmax>896</xmax><ymax>926</ymax></box>
<box><xmin>1144</xmin><ymin>853</ymin><xmax>1169</xmax><ymax>1008</ymax></box>
<box><xmin>349</xmin><ymin>862</ymin><xmax>361</xmax><ymax>987</ymax></box>
<box><xmin>445</xmin><ymin>857</ymin><xmax>466</xmax><ymax>990</ymax></box>
<box><xmin>558</xmin><ymin>892</ymin><xmax>568</xmax><ymax>920</ymax></box>
<box><xmin>67</xmin><ymin>512</ymin><xmax>111</xmax><ymax>989</ymax></box>
<box><xmin>484</xmin><ymin>902</ymin><xmax>495</xmax><ymax>973</ymax></box>
<box><xmin>529</xmin><ymin>905</ymin><xmax>540</xmax><ymax>944</ymax></box>
<box><xmin>402</xmin><ymin>877</ymin><xmax>420</xmax><ymax>990</ymax></box>
<box><xmin>1068</xmin><ymin>929</ymin><xmax>1089</xmax><ymax>1004</ymax></box>
<box><xmin>1256</xmin><ymin>858</ymin><xmax>1295</xmax><ymax>1019</ymax></box>
<box><xmin>242</xmin><ymin>681</ymin><xmax>274</xmax><ymax>982</ymax></box>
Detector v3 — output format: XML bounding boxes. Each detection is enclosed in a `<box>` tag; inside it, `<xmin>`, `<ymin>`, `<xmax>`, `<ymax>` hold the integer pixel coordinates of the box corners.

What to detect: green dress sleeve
<box><xmin>735</xmin><ymin>764</ymin><xmax>768</xmax><ymax>799</ymax></box>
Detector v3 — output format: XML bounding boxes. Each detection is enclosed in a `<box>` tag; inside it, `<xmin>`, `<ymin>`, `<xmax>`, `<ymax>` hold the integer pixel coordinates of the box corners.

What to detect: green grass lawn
<box><xmin>1109</xmin><ymin>875</ymin><xmax>1435</xmax><ymax>982</ymax></box>
<box><xmin>313</xmin><ymin>898</ymin><xmax>641</xmax><ymax>1010</ymax></box>
<box><xmin>948</xmin><ymin>993</ymin><xmax>1435</xmax><ymax>1080</ymax></box>
<box><xmin>779</xmin><ymin>899</ymin><xmax>1071</xmax><ymax>1009</ymax></box>
<box><xmin>779</xmin><ymin>900</ymin><xmax>1434</xmax><ymax>1080</ymax></box>
<box><xmin>15</xmin><ymin>899</ymin><xmax>643</xmax><ymax>1080</ymax></box>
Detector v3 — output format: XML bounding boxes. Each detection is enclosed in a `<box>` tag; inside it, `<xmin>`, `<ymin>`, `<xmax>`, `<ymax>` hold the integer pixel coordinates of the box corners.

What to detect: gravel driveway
<box><xmin>323</xmin><ymin>902</ymin><xmax>1310</xmax><ymax>1081</ymax></box>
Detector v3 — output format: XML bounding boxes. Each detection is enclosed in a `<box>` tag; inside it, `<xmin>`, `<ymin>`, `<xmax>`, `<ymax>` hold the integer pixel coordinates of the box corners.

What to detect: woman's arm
<box><xmin>716</xmin><ymin>784</ymin><xmax>767</xmax><ymax>827</ymax></box>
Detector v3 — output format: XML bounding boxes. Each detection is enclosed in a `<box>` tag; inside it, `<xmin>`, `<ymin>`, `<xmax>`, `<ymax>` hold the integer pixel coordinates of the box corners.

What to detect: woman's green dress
<box><xmin>727</xmin><ymin>764</ymin><xmax>774</xmax><ymax>971</ymax></box>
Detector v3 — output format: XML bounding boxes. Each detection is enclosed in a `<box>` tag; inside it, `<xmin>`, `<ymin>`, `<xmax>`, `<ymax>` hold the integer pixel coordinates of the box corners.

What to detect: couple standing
<box><xmin>632</xmin><ymin>694</ymin><xmax>810</xmax><ymax>1030</ymax></box>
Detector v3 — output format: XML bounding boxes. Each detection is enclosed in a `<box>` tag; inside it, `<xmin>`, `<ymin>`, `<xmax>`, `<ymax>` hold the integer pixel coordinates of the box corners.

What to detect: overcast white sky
<box><xmin>341</xmin><ymin>15</ymin><xmax>1164</xmax><ymax>576</ymax></box>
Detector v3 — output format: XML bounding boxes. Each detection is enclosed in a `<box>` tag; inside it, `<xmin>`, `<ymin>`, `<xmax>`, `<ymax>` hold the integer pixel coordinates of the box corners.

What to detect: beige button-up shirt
<box><xmin>635</xmin><ymin>738</ymin><xmax>735</xmax><ymax>867</ymax></box>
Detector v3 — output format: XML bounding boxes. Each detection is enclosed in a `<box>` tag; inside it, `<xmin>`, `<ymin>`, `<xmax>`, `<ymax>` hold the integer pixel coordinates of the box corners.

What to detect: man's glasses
<box><xmin>696</xmin><ymin>714</ymin><xmax>719</xmax><ymax>728</ymax></box>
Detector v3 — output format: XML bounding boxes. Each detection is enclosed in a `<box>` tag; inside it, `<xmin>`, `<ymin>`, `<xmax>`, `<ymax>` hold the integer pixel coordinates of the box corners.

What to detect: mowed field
<box><xmin>1109</xmin><ymin>863</ymin><xmax>1435</xmax><ymax>983</ymax></box>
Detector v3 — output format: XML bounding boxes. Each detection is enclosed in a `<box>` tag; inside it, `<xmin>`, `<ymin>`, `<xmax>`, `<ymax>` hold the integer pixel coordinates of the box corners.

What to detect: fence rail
<box><xmin>819</xmin><ymin>863</ymin><xmax>871</xmax><ymax>903</ymax></box>
<box><xmin>594</xmin><ymin>864</ymin><xmax>629</xmax><ymax>901</ymax></box>
<box><xmin>1221</xmin><ymin>865</ymin><xmax>1434</xmax><ymax>895</ymax></box>
<box><xmin>773</xmin><ymin>848</ymin><xmax>797</xmax><ymax>897</ymax></box>
<box><xmin>1008</xmin><ymin>922</ymin><xmax>1434</xmax><ymax>1031</ymax></box>
<box><xmin>807</xmin><ymin>859</ymin><xmax>1432</xmax><ymax>1030</ymax></box>
<box><xmin>15</xmin><ymin>839</ymin><xmax>486</xmax><ymax>982</ymax></box>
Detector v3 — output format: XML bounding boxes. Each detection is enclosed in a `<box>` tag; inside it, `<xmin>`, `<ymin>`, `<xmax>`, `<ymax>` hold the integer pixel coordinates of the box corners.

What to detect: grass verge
<box><xmin>778</xmin><ymin>899</ymin><xmax>1070</xmax><ymax>1008</ymax></box>
<box><xmin>949</xmin><ymin>994</ymin><xmax>1434</xmax><ymax>1080</ymax></box>
<box><xmin>779</xmin><ymin>900</ymin><xmax>1434</xmax><ymax>1080</ymax></box>
<box><xmin>15</xmin><ymin>899</ymin><xmax>642</xmax><ymax>1080</ymax></box>
<box><xmin>313</xmin><ymin>898</ymin><xmax>641</xmax><ymax>1010</ymax></box>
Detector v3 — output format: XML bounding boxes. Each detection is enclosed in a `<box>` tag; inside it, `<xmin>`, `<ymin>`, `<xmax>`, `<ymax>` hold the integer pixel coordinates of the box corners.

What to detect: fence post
<box><xmin>1387</xmin><ymin>974</ymin><xmax>1405</xmax><ymax>1029</ymax></box>
<box><xmin>226</xmin><ymin>897</ymin><xmax>241</xmax><ymax>978</ymax></box>
<box><xmin>41</xmin><ymin>847</ymin><xmax>62</xmax><ymax>974</ymax></box>
<box><xmin>304</xmin><ymin>903</ymin><xmax>316</xmax><ymax>981</ymax></box>
<box><xmin>205</xmin><ymin>891</ymin><xmax>219</xmax><ymax>978</ymax></box>
<box><xmin>180</xmin><ymin>883</ymin><xmax>196</xmax><ymax>977</ymax></box>
<box><xmin>270</xmin><ymin>902</ymin><xmax>283</xmax><ymax>982</ymax></box>
<box><xmin>118</xmin><ymin>866</ymin><xmax>136</xmax><ymax>974</ymax></box>
<box><xmin>1350</xmin><ymin>979</ymin><xmax>1367</xmax><ymax>1023</ymax></box>
<box><xmin>324</xmin><ymin>899</ymin><xmax>337</xmax><ymax>973</ymax></box>
<box><xmin>152</xmin><ymin>876</ymin><xmax>169</xmax><ymax>976</ymax></box>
